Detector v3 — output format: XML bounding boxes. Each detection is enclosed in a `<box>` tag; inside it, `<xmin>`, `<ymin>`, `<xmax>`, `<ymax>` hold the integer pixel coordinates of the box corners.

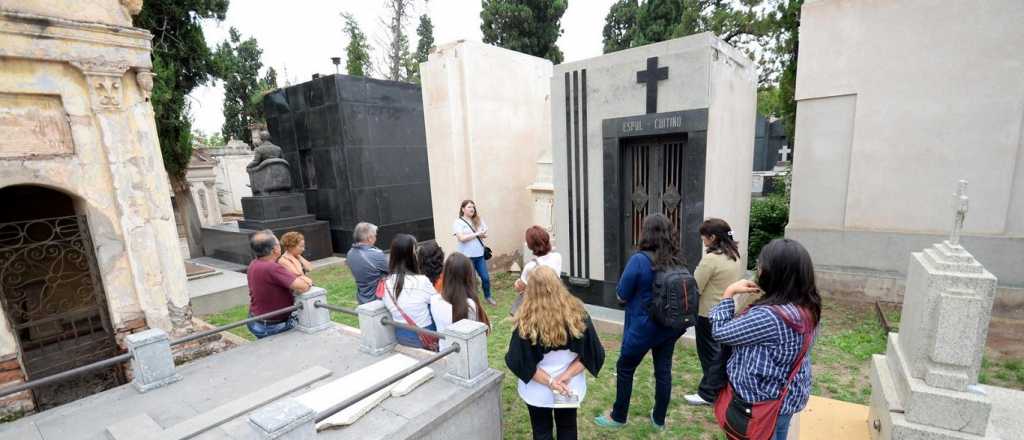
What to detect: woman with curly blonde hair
<box><xmin>505</xmin><ymin>266</ymin><xmax>605</xmax><ymax>440</ymax></box>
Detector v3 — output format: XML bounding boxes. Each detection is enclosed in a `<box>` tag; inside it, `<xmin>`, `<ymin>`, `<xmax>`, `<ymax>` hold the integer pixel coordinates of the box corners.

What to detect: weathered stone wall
<box><xmin>0</xmin><ymin>0</ymin><xmax>192</xmax><ymax>386</ymax></box>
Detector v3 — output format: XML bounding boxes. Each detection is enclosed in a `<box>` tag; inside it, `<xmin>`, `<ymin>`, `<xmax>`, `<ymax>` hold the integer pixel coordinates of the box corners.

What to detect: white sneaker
<box><xmin>684</xmin><ymin>393</ymin><xmax>711</xmax><ymax>406</ymax></box>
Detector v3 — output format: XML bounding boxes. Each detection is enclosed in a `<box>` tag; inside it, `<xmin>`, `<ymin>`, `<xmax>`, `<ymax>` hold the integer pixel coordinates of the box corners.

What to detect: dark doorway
<box><xmin>621</xmin><ymin>135</ymin><xmax>689</xmax><ymax>264</ymax></box>
<box><xmin>0</xmin><ymin>185</ymin><xmax>124</xmax><ymax>410</ymax></box>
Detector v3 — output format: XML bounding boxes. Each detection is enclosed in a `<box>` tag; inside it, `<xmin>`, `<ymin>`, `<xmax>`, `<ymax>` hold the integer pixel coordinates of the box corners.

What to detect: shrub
<box><xmin>747</xmin><ymin>175</ymin><xmax>790</xmax><ymax>269</ymax></box>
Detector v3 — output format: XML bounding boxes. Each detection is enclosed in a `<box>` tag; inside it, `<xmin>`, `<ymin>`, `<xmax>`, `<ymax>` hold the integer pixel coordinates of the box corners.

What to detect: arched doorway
<box><xmin>0</xmin><ymin>185</ymin><xmax>124</xmax><ymax>410</ymax></box>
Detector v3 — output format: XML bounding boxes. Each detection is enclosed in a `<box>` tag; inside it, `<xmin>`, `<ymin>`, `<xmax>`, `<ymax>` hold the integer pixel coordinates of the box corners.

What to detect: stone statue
<box><xmin>247</xmin><ymin>130</ymin><xmax>283</xmax><ymax>170</ymax></box>
<box><xmin>949</xmin><ymin>180</ymin><xmax>969</xmax><ymax>246</ymax></box>
<box><xmin>246</xmin><ymin>130</ymin><xmax>292</xmax><ymax>196</ymax></box>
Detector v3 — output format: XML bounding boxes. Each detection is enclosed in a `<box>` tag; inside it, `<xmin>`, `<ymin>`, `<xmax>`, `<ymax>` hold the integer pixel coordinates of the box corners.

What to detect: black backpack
<box><xmin>642</xmin><ymin>251</ymin><xmax>699</xmax><ymax>331</ymax></box>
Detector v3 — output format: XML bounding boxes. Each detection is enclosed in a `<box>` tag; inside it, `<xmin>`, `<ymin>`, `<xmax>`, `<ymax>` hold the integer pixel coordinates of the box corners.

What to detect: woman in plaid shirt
<box><xmin>709</xmin><ymin>238</ymin><xmax>821</xmax><ymax>440</ymax></box>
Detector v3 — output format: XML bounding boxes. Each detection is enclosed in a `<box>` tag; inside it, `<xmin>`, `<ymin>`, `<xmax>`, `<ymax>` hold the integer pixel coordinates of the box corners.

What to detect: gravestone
<box><xmin>868</xmin><ymin>181</ymin><xmax>1024</xmax><ymax>439</ymax></box>
<box><xmin>200</xmin><ymin>131</ymin><xmax>332</xmax><ymax>266</ymax></box>
<box><xmin>752</xmin><ymin>116</ymin><xmax>789</xmax><ymax>172</ymax></box>
<box><xmin>264</xmin><ymin>74</ymin><xmax>434</xmax><ymax>252</ymax></box>
<box><xmin>210</xmin><ymin>138</ymin><xmax>255</xmax><ymax>215</ymax></box>
<box><xmin>552</xmin><ymin>33</ymin><xmax>756</xmax><ymax>307</ymax></box>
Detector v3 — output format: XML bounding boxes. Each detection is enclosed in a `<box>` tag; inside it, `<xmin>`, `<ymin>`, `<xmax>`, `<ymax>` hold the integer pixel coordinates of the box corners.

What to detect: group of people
<box><xmin>243</xmin><ymin>199</ymin><xmax>821</xmax><ymax>440</ymax></box>
<box><xmin>508</xmin><ymin>214</ymin><xmax>821</xmax><ymax>440</ymax></box>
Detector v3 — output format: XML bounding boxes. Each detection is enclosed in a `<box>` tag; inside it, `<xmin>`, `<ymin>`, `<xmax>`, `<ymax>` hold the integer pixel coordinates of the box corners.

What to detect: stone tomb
<box><xmin>868</xmin><ymin>182</ymin><xmax>1024</xmax><ymax>440</ymax></box>
<box><xmin>264</xmin><ymin>74</ymin><xmax>434</xmax><ymax>252</ymax></box>
<box><xmin>552</xmin><ymin>33</ymin><xmax>756</xmax><ymax>306</ymax></box>
<box><xmin>0</xmin><ymin>0</ymin><xmax>193</xmax><ymax>414</ymax></box>
<box><xmin>421</xmin><ymin>41</ymin><xmax>554</xmax><ymax>269</ymax></box>
<box><xmin>787</xmin><ymin>0</ymin><xmax>1024</xmax><ymax>319</ymax></box>
<box><xmin>210</xmin><ymin>138</ymin><xmax>255</xmax><ymax>216</ymax></box>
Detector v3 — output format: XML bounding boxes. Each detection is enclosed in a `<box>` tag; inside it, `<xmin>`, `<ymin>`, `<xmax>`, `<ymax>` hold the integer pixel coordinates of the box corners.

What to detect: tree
<box><xmin>406</xmin><ymin>12</ymin><xmax>434</xmax><ymax>83</ymax></box>
<box><xmin>341</xmin><ymin>12</ymin><xmax>372</xmax><ymax>77</ymax></box>
<box><xmin>763</xmin><ymin>0</ymin><xmax>802</xmax><ymax>140</ymax></box>
<box><xmin>215</xmin><ymin>27</ymin><xmax>273</xmax><ymax>145</ymax></box>
<box><xmin>603</xmin><ymin>0</ymin><xmax>639</xmax><ymax>53</ymax></box>
<box><xmin>135</xmin><ymin>0</ymin><xmax>228</xmax><ymax>258</ymax></box>
<box><xmin>376</xmin><ymin>0</ymin><xmax>416</xmax><ymax>81</ymax></box>
<box><xmin>601</xmin><ymin>0</ymin><xmax>769</xmax><ymax>53</ymax></box>
<box><xmin>481</xmin><ymin>0</ymin><xmax>568</xmax><ymax>64</ymax></box>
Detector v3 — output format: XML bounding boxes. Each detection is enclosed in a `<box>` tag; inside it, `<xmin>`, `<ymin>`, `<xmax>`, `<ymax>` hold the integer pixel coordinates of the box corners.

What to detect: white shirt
<box><xmin>430</xmin><ymin>295</ymin><xmax>481</xmax><ymax>350</ymax></box>
<box><xmin>381</xmin><ymin>274</ymin><xmax>436</xmax><ymax>328</ymax></box>
<box><xmin>516</xmin><ymin>349</ymin><xmax>587</xmax><ymax>408</ymax></box>
<box><xmin>520</xmin><ymin>252</ymin><xmax>563</xmax><ymax>285</ymax></box>
<box><xmin>452</xmin><ymin>218</ymin><xmax>487</xmax><ymax>258</ymax></box>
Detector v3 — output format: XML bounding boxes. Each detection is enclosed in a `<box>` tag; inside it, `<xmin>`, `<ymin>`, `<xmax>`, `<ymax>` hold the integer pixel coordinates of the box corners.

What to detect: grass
<box><xmin>203</xmin><ymin>265</ymin><xmax>1024</xmax><ymax>439</ymax></box>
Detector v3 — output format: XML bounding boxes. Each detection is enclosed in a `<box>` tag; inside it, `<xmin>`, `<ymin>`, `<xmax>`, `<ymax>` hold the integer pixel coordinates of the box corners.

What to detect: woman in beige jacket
<box><xmin>684</xmin><ymin>218</ymin><xmax>746</xmax><ymax>406</ymax></box>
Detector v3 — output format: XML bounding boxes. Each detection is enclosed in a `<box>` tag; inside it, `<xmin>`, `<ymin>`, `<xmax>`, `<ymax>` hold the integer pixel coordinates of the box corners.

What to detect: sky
<box><xmin>190</xmin><ymin>0</ymin><xmax>617</xmax><ymax>137</ymax></box>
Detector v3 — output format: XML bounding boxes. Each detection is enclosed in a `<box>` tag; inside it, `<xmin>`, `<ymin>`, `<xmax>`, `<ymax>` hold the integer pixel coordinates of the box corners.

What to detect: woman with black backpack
<box><xmin>594</xmin><ymin>213</ymin><xmax>690</xmax><ymax>431</ymax></box>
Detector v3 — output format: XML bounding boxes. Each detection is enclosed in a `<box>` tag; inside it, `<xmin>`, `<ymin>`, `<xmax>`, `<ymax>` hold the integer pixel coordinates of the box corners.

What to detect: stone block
<box><xmin>200</xmin><ymin>220</ymin><xmax>332</xmax><ymax>267</ymax></box>
<box><xmin>241</xmin><ymin>193</ymin><xmax>309</xmax><ymax>220</ymax></box>
<box><xmin>442</xmin><ymin>319</ymin><xmax>490</xmax><ymax>387</ymax></box>
<box><xmin>237</xmin><ymin>214</ymin><xmax>317</xmax><ymax>230</ymax></box>
<box><xmin>356</xmin><ymin>301</ymin><xmax>396</xmax><ymax>355</ymax></box>
<box><xmin>294</xmin><ymin>287</ymin><xmax>331</xmax><ymax>334</ymax></box>
<box><xmin>885</xmin><ymin>335</ymin><xmax>992</xmax><ymax>436</ymax></box>
<box><xmin>248</xmin><ymin>399</ymin><xmax>316</xmax><ymax>440</ymax></box>
<box><xmin>105</xmin><ymin>413</ymin><xmax>163</xmax><ymax>440</ymax></box>
<box><xmin>126</xmin><ymin>329</ymin><xmax>181</xmax><ymax>393</ymax></box>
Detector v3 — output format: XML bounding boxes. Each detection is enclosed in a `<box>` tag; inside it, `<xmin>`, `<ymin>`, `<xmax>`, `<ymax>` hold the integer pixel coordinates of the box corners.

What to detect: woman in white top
<box><xmin>452</xmin><ymin>200</ymin><xmax>495</xmax><ymax>305</ymax></box>
<box><xmin>380</xmin><ymin>234</ymin><xmax>437</xmax><ymax>350</ymax></box>
<box><xmin>430</xmin><ymin>253</ymin><xmax>491</xmax><ymax>350</ymax></box>
<box><xmin>505</xmin><ymin>266</ymin><xmax>605</xmax><ymax>440</ymax></box>
<box><xmin>511</xmin><ymin>225</ymin><xmax>563</xmax><ymax>315</ymax></box>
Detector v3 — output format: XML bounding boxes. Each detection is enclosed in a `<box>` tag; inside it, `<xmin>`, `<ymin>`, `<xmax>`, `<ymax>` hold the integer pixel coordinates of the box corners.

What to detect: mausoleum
<box><xmin>0</xmin><ymin>0</ymin><xmax>193</xmax><ymax>413</ymax></box>
<box><xmin>552</xmin><ymin>33</ymin><xmax>756</xmax><ymax>306</ymax></box>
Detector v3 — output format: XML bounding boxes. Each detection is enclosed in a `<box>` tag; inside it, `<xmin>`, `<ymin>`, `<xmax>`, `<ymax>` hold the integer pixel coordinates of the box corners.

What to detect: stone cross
<box><xmin>778</xmin><ymin>145</ymin><xmax>792</xmax><ymax>162</ymax></box>
<box><xmin>636</xmin><ymin>57</ymin><xmax>669</xmax><ymax>114</ymax></box>
<box><xmin>949</xmin><ymin>180</ymin><xmax>969</xmax><ymax>246</ymax></box>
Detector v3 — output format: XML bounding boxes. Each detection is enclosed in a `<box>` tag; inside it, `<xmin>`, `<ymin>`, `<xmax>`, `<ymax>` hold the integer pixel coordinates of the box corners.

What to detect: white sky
<box><xmin>190</xmin><ymin>0</ymin><xmax>616</xmax><ymax>136</ymax></box>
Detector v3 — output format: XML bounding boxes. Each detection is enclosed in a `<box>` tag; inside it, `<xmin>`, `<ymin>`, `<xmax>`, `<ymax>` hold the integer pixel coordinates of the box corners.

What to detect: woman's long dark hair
<box><xmin>441</xmin><ymin>253</ymin><xmax>491</xmax><ymax>330</ymax></box>
<box><xmin>754</xmin><ymin>238</ymin><xmax>822</xmax><ymax>326</ymax></box>
<box><xmin>699</xmin><ymin>218</ymin><xmax>740</xmax><ymax>261</ymax></box>
<box><xmin>388</xmin><ymin>234</ymin><xmax>419</xmax><ymax>298</ymax></box>
<box><xmin>458</xmin><ymin>199</ymin><xmax>480</xmax><ymax>228</ymax></box>
<box><xmin>637</xmin><ymin>213</ymin><xmax>684</xmax><ymax>269</ymax></box>
<box><xmin>416</xmin><ymin>241</ymin><xmax>445</xmax><ymax>285</ymax></box>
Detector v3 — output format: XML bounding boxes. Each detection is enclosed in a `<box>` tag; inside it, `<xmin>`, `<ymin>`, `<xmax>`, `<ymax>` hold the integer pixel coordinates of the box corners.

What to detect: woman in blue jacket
<box><xmin>594</xmin><ymin>213</ymin><xmax>687</xmax><ymax>430</ymax></box>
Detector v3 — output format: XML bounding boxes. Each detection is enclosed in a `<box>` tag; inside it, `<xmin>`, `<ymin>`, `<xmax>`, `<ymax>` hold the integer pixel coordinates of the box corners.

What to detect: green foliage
<box><xmin>134</xmin><ymin>0</ymin><xmax>228</xmax><ymax>180</ymax></box>
<box><xmin>747</xmin><ymin>180</ymin><xmax>789</xmax><ymax>269</ymax></box>
<box><xmin>603</xmin><ymin>0</ymin><xmax>769</xmax><ymax>54</ymax></box>
<box><xmin>341</xmin><ymin>12</ymin><xmax>372</xmax><ymax>77</ymax></box>
<box><xmin>603</xmin><ymin>0</ymin><xmax>639</xmax><ymax>53</ymax></box>
<box><xmin>406</xmin><ymin>13</ymin><xmax>435</xmax><ymax>83</ymax></box>
<box><xmin>757</xmin><ymin>85</ymin><xmax>783</xmax><ymax>118</ymax></box>
<box><xmin>760</xmin><ymin>0</ymin><xmax>802</xmax><ymax>138</ymax></box>
<box><xmin>480</xmin><ymin>0</ymin><xmax>568</xmax><ymax>64</ymax></box>
<box><xmin>214</xmin><ymin>28</ymin><xmax>274</xmax><ymax>144</ymax></box>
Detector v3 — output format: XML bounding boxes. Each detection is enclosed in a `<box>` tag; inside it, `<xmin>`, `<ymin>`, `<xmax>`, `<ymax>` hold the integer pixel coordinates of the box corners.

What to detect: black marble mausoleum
<box><xmin>263</xmin><ymin>74</ymin><xmax>435</xmax><ymax>252</ymax></box>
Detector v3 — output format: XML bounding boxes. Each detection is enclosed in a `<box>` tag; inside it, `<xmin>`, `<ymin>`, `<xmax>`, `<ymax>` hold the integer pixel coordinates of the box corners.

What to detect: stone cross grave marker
<box><xmin>949</xmin><ymin>179</ymin><xmax>969</xmax><ymax>246</ymax></box>
<box><xmin>778</xmin><ymin>144</ymin><xmax>792</xmax><ymax>162</ymax></box>
<box><xmin>636</xmin><ymin>57</ymin><xmax>669</xmax><ymax>114</ymax></box>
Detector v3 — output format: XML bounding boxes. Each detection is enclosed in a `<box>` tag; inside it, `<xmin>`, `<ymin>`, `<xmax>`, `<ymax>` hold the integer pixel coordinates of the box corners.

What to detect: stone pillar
<box><xmin>248</xmin><ymin>399</ymin><xmax>316</xmax><ymax>440</ymax></box>
<box><xmin>356</xmin><ymin>301</ymin><xmax>396</xmax><ymax>355</ymax></box>
<box><xmin>126</xmin><ymin>329</ymin><xmax>182</xmax><ymax>392</ymax></box>
<box><xmin>294</xmin><ymin>287</ymin><xmax>331</xmax><ymax>334</ymax></box>
<box><xmin>442</xmin><ymin>319</ymin><xmax>490</xmax><ymax>387</ymax></box>
<box><xmin>868</xmin><ymin>240</ymin><xmax>997</xmax><ymax>439</ymax></box>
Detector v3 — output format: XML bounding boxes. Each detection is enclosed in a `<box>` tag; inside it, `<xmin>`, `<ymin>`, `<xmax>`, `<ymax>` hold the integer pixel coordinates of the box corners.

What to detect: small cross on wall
<box><xmin>636</xmin><ymin>57</ymin><xmax>669</xmax><ymax>114</ymax></box>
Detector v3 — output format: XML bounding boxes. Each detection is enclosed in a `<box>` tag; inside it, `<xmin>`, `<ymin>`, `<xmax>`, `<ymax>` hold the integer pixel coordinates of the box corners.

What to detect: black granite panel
<box><xmin>563</xmin><ymin>277</ymin><xmax>621</xmax><ymax>310</ymax></box>
<box><xmin>237</xmin><ymin>214</ymin><xmax>317</xmax><ymax>230</ymax></box>
<box><xmin>264</xmin><ymin>74</ymin><xmax>434</xmax><ymax>254</ymax></box>
<box><xmin>241</xmin><ymin>194</ymin><xmax>308</xmax><ymax>220</ymax></box>
<box><xmin>201</xmin><ymin>220</ymin><xmax>333</xmax><ymax>267</ymax></box>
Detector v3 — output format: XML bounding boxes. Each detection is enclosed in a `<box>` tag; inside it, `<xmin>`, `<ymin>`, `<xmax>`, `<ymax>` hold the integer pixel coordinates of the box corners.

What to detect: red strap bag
<box><xmin>384</xmin><ymin>279</ymin><xmax>439</xmax><ymax>351</ymax></box>
<box><xmin>714</xmin><ymin>306</ymin><xmax>814</xmax><ymax>440</ymax></box>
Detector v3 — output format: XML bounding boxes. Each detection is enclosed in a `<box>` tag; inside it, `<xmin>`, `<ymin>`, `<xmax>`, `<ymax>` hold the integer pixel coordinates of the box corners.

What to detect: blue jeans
<box><xmin>395</xmin><ymin>322</ymin><xmax>438</xmax><ymax>349</ymax></box>
<box><xmin>247</xmin><ymin>315</ymin><xmax>295</xmax><ymax>339</ymax></box>
<box><xmin>470</xmin><ymin>256</ymin><xmax>492</xmax><ymax>299</ymax></box>
<box><xmin>610</xmin><ymin>333</ymin><xmax>681</xmax><ymax>425</ymax></box>
<box><xmin>774</xmin><ymin>413</ymin><xmax>794</xmax><ymax>440</ymax></box>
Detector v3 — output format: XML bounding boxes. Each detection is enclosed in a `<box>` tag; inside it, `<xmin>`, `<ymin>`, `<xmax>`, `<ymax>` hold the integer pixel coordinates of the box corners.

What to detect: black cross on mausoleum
<box><xmin>636</xmin><ymin>57</ymin><xmax>669</xmax><ymax>114</ymax></box>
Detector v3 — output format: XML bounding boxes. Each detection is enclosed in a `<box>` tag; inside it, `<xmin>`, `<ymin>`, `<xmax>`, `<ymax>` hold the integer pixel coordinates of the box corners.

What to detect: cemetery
<box><xmin>0</xmin><ymin>0</ymin><xmax>1022</xmax><ymax>439</ymax></box>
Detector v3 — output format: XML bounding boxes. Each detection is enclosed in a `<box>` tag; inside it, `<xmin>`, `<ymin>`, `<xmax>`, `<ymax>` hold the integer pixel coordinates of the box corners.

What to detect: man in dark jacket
<box><xmin>346</xmin><ymin>222</ymin><xmax>388</xmax><ymax>304</ymax></box>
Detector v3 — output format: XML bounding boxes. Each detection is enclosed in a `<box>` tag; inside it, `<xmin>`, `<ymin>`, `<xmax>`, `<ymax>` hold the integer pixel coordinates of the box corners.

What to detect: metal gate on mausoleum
<box><xmin>0</xmin><ymin>215</ymin><xmax>124</xmax><ymax>410</ymax></box>
<box><xmin>622</xmin><ymin>136</ymin><xmax>687</xmax><ymax>263</ymax></box>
